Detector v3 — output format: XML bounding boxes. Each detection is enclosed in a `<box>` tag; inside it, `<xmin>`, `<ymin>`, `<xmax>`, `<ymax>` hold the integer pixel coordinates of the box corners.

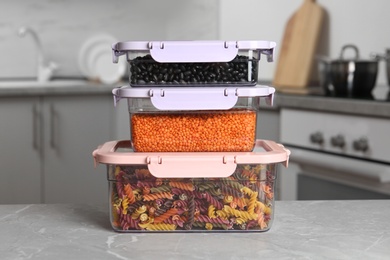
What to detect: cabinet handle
<box><xmin>50</xmin><ymin>104</ymin><xmax>57</xmax><ymax>149</ymax></box>
<box><xmin>32</xmin><ymin>103</ymin><xmax>40</xmax><ymax>151</ymax></box>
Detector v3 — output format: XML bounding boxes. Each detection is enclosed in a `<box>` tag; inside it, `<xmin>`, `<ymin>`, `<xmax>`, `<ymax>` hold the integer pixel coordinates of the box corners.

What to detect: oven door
<box><xmin>279</xmin><ymin>146</ymin><xmax>390</xmax><ymax>200</ymax></box>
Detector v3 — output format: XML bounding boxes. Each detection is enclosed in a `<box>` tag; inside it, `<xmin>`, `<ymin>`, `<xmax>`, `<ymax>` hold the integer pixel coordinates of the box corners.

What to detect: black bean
<box><xmin>129</xmin><ymin>54</ymin><xmax>258</xmax><ymax>85</ymax></box>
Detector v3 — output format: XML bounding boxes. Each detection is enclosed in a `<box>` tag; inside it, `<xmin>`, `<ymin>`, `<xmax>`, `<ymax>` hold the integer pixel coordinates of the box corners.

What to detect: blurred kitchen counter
<box><xmin>273</xmin><ymin>92</ymin><xmax>390</xmax><ymax>119</ymax></box>
<box><xmin>0</xmin><ymin>81</ymin><xmax>389</xmax><ymax>118</ymax></box>
<box><xmin>0</xmin><ymin>79</ymin><xmax>116</xmax><ymax>97</ymax></box>
<box><xmin>1</xmin><ymin>200</ymin><xmax>389</xmax><ymax>259</ymax></box>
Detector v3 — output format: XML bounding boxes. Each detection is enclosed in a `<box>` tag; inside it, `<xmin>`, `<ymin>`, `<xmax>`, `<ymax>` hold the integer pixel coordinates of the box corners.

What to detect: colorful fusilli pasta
<box><xmin>109</xmin><ymin>164</ymin><xmax>276</xmax><ymax>231</ymax></box>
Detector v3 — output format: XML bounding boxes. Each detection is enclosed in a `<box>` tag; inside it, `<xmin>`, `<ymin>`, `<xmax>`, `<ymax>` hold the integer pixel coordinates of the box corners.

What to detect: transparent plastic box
<box><xmin>92</xmin><ymin>139</ymin><xmax>290</xmax><ymax>232</ymax></box>
<box><xmin>112</xmin><ymin>86</ymin><xmax>275</xmax><ymax>152</ymax></box>
<box><xmin>111</xmin><ymin>40</ymin><xmax>276</xmax><ymax>87</ymax></box>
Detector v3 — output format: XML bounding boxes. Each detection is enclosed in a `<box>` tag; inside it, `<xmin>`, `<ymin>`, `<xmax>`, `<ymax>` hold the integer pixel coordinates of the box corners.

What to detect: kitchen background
<box><xmin>1</xmin><ymin>0</ymin><xmax>389</xmax><ymax>204</ymax></box>
<box><xmin>1</xmin><ymin>0</ymin><xmax>389</xmax><ymax>86</ymax></box>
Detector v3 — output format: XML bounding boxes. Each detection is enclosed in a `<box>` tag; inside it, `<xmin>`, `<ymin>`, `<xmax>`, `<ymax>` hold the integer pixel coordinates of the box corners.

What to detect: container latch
<box><xmin>146</xmin><ymin>155</ymin><xmax>237</xmax><ymax>178</ymax></box>
<box><xmin>148</xmin><ymin>41</ymin><xmax>239</xmax><ymax>63</ymax></box>
<box><xmin>150</xmin><ymin>88</ymin><xmax>238</xmax><ymax>110</ymax></box>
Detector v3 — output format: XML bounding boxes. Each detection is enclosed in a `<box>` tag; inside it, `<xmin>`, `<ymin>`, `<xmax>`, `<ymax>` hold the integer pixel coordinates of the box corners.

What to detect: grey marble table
<box><xmin>1</xmin><ymin>200</ymin><xmax>389</xmax><ymax>260</ymax></box>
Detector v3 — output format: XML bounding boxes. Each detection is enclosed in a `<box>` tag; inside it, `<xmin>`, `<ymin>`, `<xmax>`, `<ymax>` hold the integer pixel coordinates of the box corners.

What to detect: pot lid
<box><xmin>332</xmin><ymin>44</ymin><xmax>379</xmax><ymax>63</ymax></box>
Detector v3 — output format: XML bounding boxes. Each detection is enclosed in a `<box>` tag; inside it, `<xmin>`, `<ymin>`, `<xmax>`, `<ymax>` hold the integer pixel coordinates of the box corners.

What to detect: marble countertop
<box><xmin>1</xmin><ymin>200</ymin><xmax>389</xmax><ymax>260</ymax></box>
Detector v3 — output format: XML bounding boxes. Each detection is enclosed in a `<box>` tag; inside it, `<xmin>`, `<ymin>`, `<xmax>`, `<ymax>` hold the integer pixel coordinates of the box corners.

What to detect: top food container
<box><xmin>111</xmin><ymin>40</ymin><xmax>276</xmax><ymax>87</ymax></box>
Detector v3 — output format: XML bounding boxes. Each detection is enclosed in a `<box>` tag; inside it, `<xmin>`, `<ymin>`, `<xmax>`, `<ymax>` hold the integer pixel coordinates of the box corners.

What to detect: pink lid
<box><xmin>112</xmin><ymin>40</ymin><xmax>276</xmax><ymax>63</ymax></box>
<box><xmin>92</xmin><ymin>140</ymin><xmax>290</xmax><ymax>178</ymax></box>
<box><xmin>112</xmin><ymin>85</ymin><xmax>275</xmax><ymax>110</ymax></box>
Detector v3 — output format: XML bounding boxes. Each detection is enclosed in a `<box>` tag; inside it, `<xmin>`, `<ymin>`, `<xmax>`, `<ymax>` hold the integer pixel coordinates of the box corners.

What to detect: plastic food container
<box><xmin>112</xmin><ymin>85</ymin><xmax>275</xmax><ymax>152</ymax></box>
<box><xmin>111</xmin><ymin>40</ymin><xmax>276</xmax><ymax>87</ymax></box>
<box><xmin>92</xmin><ymin>139</ymin><xmax>290</xmax><ymax>232</ymax></box>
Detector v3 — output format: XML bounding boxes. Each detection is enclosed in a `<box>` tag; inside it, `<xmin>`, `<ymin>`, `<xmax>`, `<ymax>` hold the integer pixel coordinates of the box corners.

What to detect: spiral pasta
<box><xmin>221</xmin><ymin>177</ymin><xmax>245</xmax><ymax>191</ymax></box>
<box><xmin>169</xmin><ymin>181</ymin><xmax>194</xmax><ymax>191</ymax></box>
<box><xmin>124</xmin><ymin>183</ymin><xmax>136</xmax><ymax>204</ymax></box>
<box><xmin>232</xmin><ymin>197</ymin><xmax>247</xmax><ymax>210</ymax></box>
<box><xmin>150</xmin><ymin>185</ymin><xmax>171</xmax><ymax>193</ymax></box>
<box><xmin>201</xmin><ymin>192</ymin><xmax>223</xmax><ymax>210</ymax></box>
<box><xmin>247</xmin><ymin>191</ymin><xmax>258</xmax><ymax>215</ymax></box>
<box><xmin>139</xmin><ymin>223</ymin><xmax>176</xmax><ymax>231</ymax></box>
<box><xmin>207</xmin><ymin>205</ymin><xmax>217</xmax><ymax>219</ymax></box>
<box><xmin>121</xmin><ymin>197</ymin><xmax>130</xmax><ymax>214</ymax></box>
<box><xmin>143</xmin><ymin>192</ymin><xmax>174</xmax><ymax>201</ymax></box>
<box><xmin>131</xmin><ymin>205</ymin><xmax>147</xmax><ymax>220</ymax></box>
<box><xmin>163</xmin><ymin>216</ymin><xmax>184</xmax><ymax>228</ymax></box>
<box><xmin>195</xmin><ymin>215</ymin><xmax>230</xmax><ymax>225</ymax></box>
<box><xmin>185</xmin><ymin>195</ymin><xmax>195</xmax><ymax>230</ymax></box>
<box><xmin>110</xmin><ymin>164</ymin><xmax>276</xmax><ymax>231</ymax></box>
<box><xmin>153</xmin><ymin>208</ymin><xmax>178</xmax><ymax>224</ymax></box>
<box><xmin>197</xmin><ymin>182</ymin><xmax>216</xmax><ymax>191</ymax></box>
<box><xmin>222</xmin><ymin>205</ymin><xmax>258</xmax><ymax>221</ymax></box>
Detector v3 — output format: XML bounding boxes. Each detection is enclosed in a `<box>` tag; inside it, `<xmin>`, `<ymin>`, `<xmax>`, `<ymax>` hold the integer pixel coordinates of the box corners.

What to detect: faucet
<box><xmin>17</xmin><ymin>26</ymin><xmax>58</xmax><ymax>82</ymax></box>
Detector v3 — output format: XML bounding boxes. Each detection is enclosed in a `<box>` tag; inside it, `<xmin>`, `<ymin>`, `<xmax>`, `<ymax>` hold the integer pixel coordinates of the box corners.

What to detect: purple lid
<box><xmin>112</xmin><ymin>85</ymin><xmax>275</xmax><ymax>110</ymax></box>
<box><xmin>111</xmin><ymin>40</ymin><xmax>276</xmax><ymax>63</ymax></box>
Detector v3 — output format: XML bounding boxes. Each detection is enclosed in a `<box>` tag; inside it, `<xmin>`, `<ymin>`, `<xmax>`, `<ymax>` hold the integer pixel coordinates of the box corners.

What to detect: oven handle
<box><xmin>287</xmin><ymin>147</ymin><xmax>390</xmax><ymax>183</ymax></box>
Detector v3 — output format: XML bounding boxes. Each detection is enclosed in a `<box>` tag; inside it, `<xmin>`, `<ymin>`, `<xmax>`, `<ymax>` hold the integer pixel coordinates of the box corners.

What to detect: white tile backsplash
<box><xmin>0</xmin><ymin>0</ymin><xmax>219</xmax><ymax>79</ymax></box>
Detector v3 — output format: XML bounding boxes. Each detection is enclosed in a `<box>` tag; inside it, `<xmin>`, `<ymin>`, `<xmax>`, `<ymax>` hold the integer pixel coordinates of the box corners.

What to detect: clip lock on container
<box><xmin>92</xmin><ymin>139</ymin><xmax>290</xmax><ymax>232</ymax></box>
<box><xmin>111</xmin><ymin>40</ymin><xmax>276</xmax><ymax>87</ymax></box>
<box><xmin>112</xmin><ymin>85</ymin><xmax>275</xmax><ymax>152</ymax></box>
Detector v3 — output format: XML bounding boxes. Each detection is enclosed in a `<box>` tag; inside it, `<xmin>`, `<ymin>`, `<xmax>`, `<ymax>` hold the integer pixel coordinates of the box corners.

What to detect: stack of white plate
<box><xmin>78</xmin><ymin>34</ymin><xmax>126</xmax><ymax>84</ymax></box>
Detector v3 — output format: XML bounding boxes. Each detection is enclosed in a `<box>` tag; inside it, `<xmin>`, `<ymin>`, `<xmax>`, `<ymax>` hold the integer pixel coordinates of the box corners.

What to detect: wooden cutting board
<box><xmin>273</xmin><ymin>0</ymin><xmax>324</xmax><ymax>89</ymax></box>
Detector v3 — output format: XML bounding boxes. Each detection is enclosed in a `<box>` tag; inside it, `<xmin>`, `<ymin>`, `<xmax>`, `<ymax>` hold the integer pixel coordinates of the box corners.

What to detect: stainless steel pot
<box><xmin>318</xmin><ymin>45</ymin><xmax>379</xmax><ymax>98</ymax></box>
<box><xmin>374</xmin><ymin>49</ymin><xmax>390</xmax><ymax>86</ymax></box>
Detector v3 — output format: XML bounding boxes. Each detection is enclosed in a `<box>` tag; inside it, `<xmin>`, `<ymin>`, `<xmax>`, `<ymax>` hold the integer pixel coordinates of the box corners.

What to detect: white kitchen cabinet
<box><xmin>42</xmin><ymin>94</ymin><xmax>114</xmax><ymax>205</ymax></box>
<box><xmin>0</xmin><ymin>94</ymin><xmax>114</xmax><ymax>205</ymax></box>
<box><xmin>0</xmin><ymin>97</ymin><xmax>42</xmax><ymax>204</ymax></box>
<box><xmin>257</xmin><ymin>108</ymin><xmax>280</xmax><ymax>142</ymax></box>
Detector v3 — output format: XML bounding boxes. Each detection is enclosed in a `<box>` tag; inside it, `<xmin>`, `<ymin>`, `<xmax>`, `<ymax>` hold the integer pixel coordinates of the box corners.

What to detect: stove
<box><xmin>318</xmin><ymin>84</ymin><xmax>390</xmax><ymax>102</ymax></box>
<box><xmin>277</xmin><ymin>85</ymin><xmax>390</xmax><ymax>200</ymax></box>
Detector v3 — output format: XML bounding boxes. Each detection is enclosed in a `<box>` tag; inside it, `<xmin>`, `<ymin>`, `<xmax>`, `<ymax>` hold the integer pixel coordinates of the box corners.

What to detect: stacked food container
<box><xmin>92</xmin><ymin>40</ymin><xmax>290</xmax><ymax>232</ymax></box>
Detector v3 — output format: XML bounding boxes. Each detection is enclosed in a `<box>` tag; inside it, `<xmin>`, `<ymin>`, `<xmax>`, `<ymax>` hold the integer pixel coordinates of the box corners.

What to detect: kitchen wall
<box><xmin>0</xmin><ymin>0</ymin><xmax>219</xmax><ymax>79</ymax></box>
<box><xmin>219</xmin><ymin>0</ymin><xmax>390</xmax><ymax>86</ymax></box>
<box><xmin>2</xmin><ymin>0</ymin><xmax>389</xmax><ymax>86</ymax></box>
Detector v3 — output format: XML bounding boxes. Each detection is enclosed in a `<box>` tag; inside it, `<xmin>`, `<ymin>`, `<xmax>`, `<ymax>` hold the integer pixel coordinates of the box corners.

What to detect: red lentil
<box><xmin>131</xmin><ymin>109</ymin><xmax>256</xmax><ymax>152</ymax></box>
